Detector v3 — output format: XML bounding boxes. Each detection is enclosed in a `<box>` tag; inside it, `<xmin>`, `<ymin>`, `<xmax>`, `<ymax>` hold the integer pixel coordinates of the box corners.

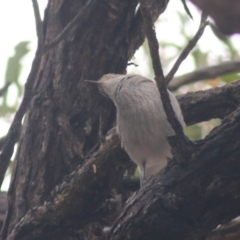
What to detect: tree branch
<box><xmin>139</xmin><ymin>0</ymin><xmax>190</xmax><ymax>163</ymax></box>
<box><xmin>169</xmin><ymin>61</ymin><xmax>240</xmax><ymax>91</ymax></box>
<box><xmin>181</xmin><ymin>0</ymin><xmax>193</xmax><ymax>19</ymax></box>
<box><xmin>32</xmin><ymin>0</ymin><xmax>43</xmax><ymax>46</ymax></box>
<box><xmin>0</xmin><ymin>82</ymin><xmax>11</xmax><ymax>97</ymax></box>
<box><xmin>6</xmin><ymin>131</ymin><xmax>130</xmax><ymax>240</ymax></box>
<box><xmin>178</xmin><ymin>80</ymin><xmax>240</xmax><ymax>125</ymax></box>
<box><xmin>166</xmin><ymin>12</ymin><xmax>208</xmax><ymax>84</ymax></box>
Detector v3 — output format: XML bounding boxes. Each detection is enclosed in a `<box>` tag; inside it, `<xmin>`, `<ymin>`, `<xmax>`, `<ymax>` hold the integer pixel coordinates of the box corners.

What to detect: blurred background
<box><xmin>0</xmin><ymin>0</ymin><xmax>239</xmax><ymax>191</ymax></box>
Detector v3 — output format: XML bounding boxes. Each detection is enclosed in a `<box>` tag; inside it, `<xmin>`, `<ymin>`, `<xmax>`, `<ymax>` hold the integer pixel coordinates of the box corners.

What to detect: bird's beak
<box><xmin>84</xmin><ymin>80</ymin><xmax>99</xmax><ymax>84</ymax></box>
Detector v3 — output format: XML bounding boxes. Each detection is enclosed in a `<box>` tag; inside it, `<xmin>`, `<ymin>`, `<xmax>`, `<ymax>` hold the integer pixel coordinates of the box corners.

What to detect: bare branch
<box><xmin>0</xmin><ymin>82</ymin><xmax>11</xmax><ymax>97</ymax></box>
<box><xmin>166</xmin><ymin>12</ymin><xmax>208</xmax><ymax>84</ymax></box>
<box><xmin>169</xmin><ymin>60</ymin><xmax>240</xmax><ymax>91</ymax></box>
<box><xmin>32</xmin><ymin>0</ymin><xmax>43</xmax><ymax>46</ymax></box>
<box><xmin>139</xmin><ymin>0</ymin><xmax>191</xmax><ymax>162</ymax></box>
<box><xmin>177</xmin><ymin>80</ymin><xmax>240</xmax><ymax>125</ymax></box>
<box><xmin>6</xmin><ymin>130</ymin><xmax>130</xmax><ymax>240</ymax></box>
<box><xmin>181</xmin><ymin>0</ymin><xmax>193</xmax><ymax>19</ymax></box>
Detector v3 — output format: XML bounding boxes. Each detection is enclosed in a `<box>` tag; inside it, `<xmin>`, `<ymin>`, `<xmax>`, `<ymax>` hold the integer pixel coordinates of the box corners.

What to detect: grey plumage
<box><xmin>95</xmin><ymin>74</ymin><xmax>185</xmax><ymax>185</ymax></box>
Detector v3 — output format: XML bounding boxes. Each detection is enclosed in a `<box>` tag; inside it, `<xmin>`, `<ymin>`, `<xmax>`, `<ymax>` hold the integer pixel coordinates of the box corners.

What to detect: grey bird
<box><xmin>87</xmin><ymin>74</ymin><xmax>185</xmax><ymax>185</ymax></box>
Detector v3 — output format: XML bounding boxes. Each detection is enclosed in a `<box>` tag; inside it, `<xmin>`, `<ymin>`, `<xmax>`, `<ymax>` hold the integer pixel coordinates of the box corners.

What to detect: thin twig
<box><xmin>139</xmin><ymin>0</ymin><xmax>187</xmax><ymax>145</ymax></box>
<box><xmin>181</xmin><ymin>0</ymin><xmax>193</xmax><ymax>19</ymax></box>
<box><xmin>0</xmin><ymin>82</ymin><xmax>11</xmax><ymax>97</ymax></box>
<box><xmin>169</xmin><ymin>60</ymin><xmax>240</xmax><ymax>91</ymax></box>
<box><xmin>44</xmin><ymin>0</ymin><xmax>93</xmax><ymax>51</ymax></box>
<box><xmin>166</xmin><ymin>12</ymin><xmax>208</xmax><ymax>84</ymax></box>
<box><xmin>32</xmin><ymin>0</ymin><xmax>43</xmax><ymax>46</ymax></box>
<box><xmin>0</xmin><ymin>1</ymin><xmax>44</xmax><ymax>188</ymax></box>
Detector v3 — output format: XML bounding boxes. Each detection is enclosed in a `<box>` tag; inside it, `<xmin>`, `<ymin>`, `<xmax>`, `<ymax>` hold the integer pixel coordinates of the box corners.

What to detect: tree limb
<box><xmin>166</xmin><ymin>12</ymin><xmax>208</xmax><ymax>84</ymax></box>
<box><xmin>0</xmin><ymin>82</ymin><xmax>11</xmax><ymax>97</ymax></box>
<box><xmin>6</xmin><ymin>131</ymin><xmax>130</xmax><ymax>240</ymax></box>
<box><xmin>140</xmin><ymin>0</ymin><xmax>190</xmax><ymax>163</ymax></box>
<box><xmin>178</xmin><ymin>80</ymin><xmax>240</xmax><ymax>125</ymax></box>
<box><xmin>32</xmin><ymin>0</ymin><xmax>43</xmax><ymax>45</ymax></box>
<box><xmin>169</xmin><ymin>61</ymin><xmax>240</xmax><ymax>91</ymax></box>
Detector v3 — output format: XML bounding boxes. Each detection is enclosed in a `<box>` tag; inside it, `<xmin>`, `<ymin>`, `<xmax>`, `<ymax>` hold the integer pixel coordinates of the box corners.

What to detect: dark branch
<box><xmin>181</xmin><ymin>0</ymin><xmax>193</xmax><ymax>19</ymax></box>
<box><xmin>32</xmin><ymin>0</ymin><xmax>43</xmax><ymax>46</ymax></box>
<box><xmin>6</xmin><ymin>131</ymin><xmax>130</xmax><ymax>240</ymax></box>
<box><xmin>0</xmin><ymin>82</ymin><xmax>11</xmax><ymax>97</ymax></box>
<box><xmin>178</xmin><ymin>80</ymin><xmax>240</xmax><ymax>125</ymax></box>
<box><xmin>166</xmin><ymin>12</ymin><xmax>208</xmax><ymax>84</ymax></box>
<box><xmin>169</xmin><ymin>61</ymin><xmax>240</xmax><ymax>91</ymax></box>
<box><xmin>140</xmin><ymin>0</ymin><xmax>191</xmax><ymax>163</ymax></box>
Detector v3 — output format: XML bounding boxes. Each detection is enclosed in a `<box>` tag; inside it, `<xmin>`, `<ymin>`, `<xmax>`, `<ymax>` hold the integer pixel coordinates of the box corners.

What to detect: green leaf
<box><xmin>221</xmin><ymin>73</ymin><xmax>240</xmax><ymax>84</ymax></box>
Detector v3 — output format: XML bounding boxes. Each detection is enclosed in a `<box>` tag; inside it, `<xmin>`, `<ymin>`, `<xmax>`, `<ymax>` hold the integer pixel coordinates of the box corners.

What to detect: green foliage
<box><xmin>221</xmin><ymin>73</ymin><xmax>240</xmax><ymax>84</ymax></box>
<box><xmin>185</xmin><ymin>124</ymin><xmax>202</xmax><ymax>140</ymax></box>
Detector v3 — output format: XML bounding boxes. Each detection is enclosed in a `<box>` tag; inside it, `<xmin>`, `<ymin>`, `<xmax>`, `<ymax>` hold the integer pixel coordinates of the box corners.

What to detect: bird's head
<box><xmin>85</xmin><ymin>74</ymin><xmax>125</xmax><ymax>99</ymax></box>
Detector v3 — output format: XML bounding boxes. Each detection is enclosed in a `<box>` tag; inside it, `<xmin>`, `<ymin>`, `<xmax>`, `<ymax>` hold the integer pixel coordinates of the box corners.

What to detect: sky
<box><xmin>0</xmin><ymin>0</ymin><xmax>239</xmax><ymax>190</ymax></box>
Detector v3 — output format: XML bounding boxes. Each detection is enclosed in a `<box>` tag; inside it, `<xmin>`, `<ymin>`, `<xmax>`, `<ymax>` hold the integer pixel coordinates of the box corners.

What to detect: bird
<box><xmin>86</xmin><ymin>74</ymin><xmax>185</xmax><ymax>185</ymax></box>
